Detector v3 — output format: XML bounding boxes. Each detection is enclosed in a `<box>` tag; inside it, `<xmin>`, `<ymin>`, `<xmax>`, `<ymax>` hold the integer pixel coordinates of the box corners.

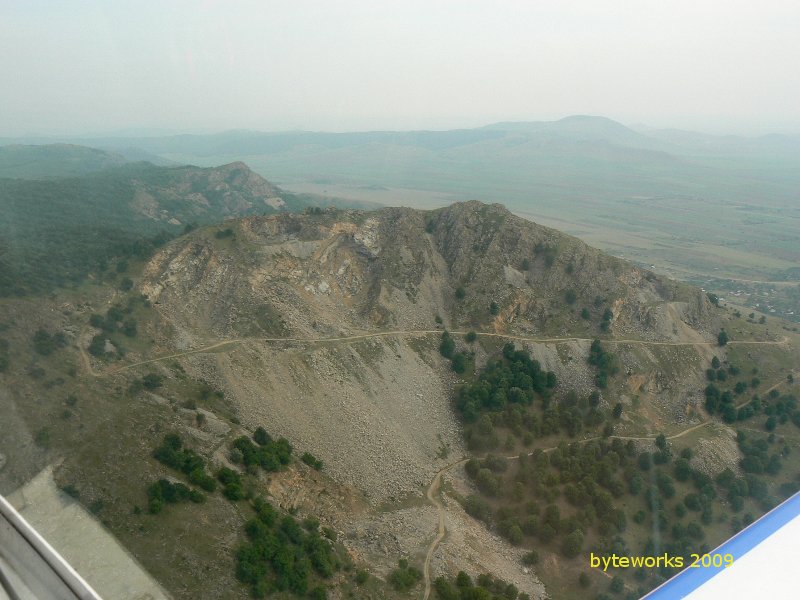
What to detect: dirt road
<box><xmin>416</xmin><ymin>370</ymin><xmax>795</xmax><ymax>598</ymax></box>
<box><xmin>85</xmin><ymin>330</ymin><xmax>790</xmax><ymax>377</ymax></box>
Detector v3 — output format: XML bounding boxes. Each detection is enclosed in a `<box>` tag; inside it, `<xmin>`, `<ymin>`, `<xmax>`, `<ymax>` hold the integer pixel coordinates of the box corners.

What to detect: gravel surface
<box><xmin>185</xmin><ymin>337</ymin><xmax>465</xmax><ymax>503</ymax></box>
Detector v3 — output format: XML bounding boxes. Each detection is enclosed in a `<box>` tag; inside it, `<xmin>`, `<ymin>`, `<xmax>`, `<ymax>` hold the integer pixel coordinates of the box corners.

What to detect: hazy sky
<box><xmin>2</xmin><ymin>0</ymin><xmax>799</xmax><ymax>135</ymax></box>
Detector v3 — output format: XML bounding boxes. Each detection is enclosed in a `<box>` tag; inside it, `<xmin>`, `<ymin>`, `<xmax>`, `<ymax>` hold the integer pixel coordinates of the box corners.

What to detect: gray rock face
<box><xmin>138</xmin><ymin>201</ymin><xmax>720</xmax><ymax>503</ymax></box>
<box><xmin>143</xmin><ymin>201</ymin><xmax>710</xmax><ymax>340</ymax></box>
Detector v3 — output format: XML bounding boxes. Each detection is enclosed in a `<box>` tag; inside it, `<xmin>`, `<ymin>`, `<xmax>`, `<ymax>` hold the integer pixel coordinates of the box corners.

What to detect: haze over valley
<box><xmin>1</xmin><ymin>3</ymin><xmax>799</xmax><ymax>600</ymax></box>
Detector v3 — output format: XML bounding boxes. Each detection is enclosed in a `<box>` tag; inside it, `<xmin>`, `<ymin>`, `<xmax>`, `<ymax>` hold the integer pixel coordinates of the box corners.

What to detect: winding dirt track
<box><xmin>417</xmin><ymin>369</ymin><xmax>796</xmax><ymax>599</ymax></box>
<box><xmin>422</xmin><ymin>460</ymin><xmax>464</xmax><ymax>600</ymax></box>
<box><xmin>77</xmin><ymin>327</ymin><xmax>792</xmax><ymax>598</ymax></box>
<box><xmin>86</xmin><ymin>330</ymin><xmax>789</xmax><ymax>377</ymax></box>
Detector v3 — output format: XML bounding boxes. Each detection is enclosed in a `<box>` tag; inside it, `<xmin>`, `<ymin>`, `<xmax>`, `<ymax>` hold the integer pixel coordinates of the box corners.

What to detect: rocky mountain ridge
<box><xmin>143</xmin><ymin>200</ymin><xmax>712</xmax><ymax>342</ymax></box>
<box><xmin>135</xmin><ymin>200</ymin><xmax>723</xmax><ymax>506</ymax></box>
<box><xmin>0</xmin><ymin>160</ymin><xmax>307</xmax><ymax>295</ymax></box>
<box><xmin>2</xmin><ymin>196</ymin><xmax>795</xmax><ymax>600</ymax></box>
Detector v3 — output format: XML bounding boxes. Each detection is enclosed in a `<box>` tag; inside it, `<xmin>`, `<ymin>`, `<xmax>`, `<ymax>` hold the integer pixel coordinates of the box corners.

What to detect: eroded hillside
<box><xmin>2</xmin><ymin>200</ymin><xmax>796</xmax><ymax>600</ymax></box>
<box><xmin>140</xmin><ymin>202</ymin><xmax>721</xmax><ymax>449</ymax></box>
<box><xmin>142</xmin><ymin>201</ymin><xmax>710</xmax><ymax>337</ymax></box>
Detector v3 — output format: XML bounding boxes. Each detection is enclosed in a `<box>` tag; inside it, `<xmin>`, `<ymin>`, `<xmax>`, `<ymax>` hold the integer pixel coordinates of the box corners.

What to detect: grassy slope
<box><xmin>0</xmin><ymin>144</ymin><xmax>128</xmax><ymax>179</ymax></box>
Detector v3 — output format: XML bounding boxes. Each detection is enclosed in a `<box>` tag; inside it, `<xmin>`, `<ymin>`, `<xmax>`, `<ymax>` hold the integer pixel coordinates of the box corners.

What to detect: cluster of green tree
<box><xmin>761</xmin><ymin>392</ymin><xmax>800</xmax><ymax>431</ymax></box>
<box><xmin>0</xmin><ymin>202</ymin><xmax>174</xmax><ymax>297</ymax></box>
<box><xmin>32</xmin><ymin>328</ymin><xmax>68</xmax><ymax>356</ymax></box>
<box><xmin>146</xmin><ymin>479</ymin><xmax>205</xmax><ymax>514</ymax></box>
<box><xmin>230</xmin><ymin>427</ymin><xmax>293</xmax><ymax>473</ymax></box>
<box><xmin>434</xmin><ymin>571</ymin><xmax>531</xmax><ymax>600</ymax></box>
<box><xmin>736</xmin><ymin>430</ymin><xmax>787</xmax><ymax>482</ymax></box>
<box><xmin>454</xmin><ymin>350</ymin><xmax>798</xmax><ymax>595</ymax></box>
<box><xmin>88</xmin><ymin>294</ymin><xmax>151</xmax><ymax>357</ymax></box>
<box><xmin>533</xmin><ymin>242</ymin><xmax>557</xmax><ymax>268</ymax></box>
<box><xmin>463</xmin><ymin>439</ymin><xmax>635</xmax><ymax>554</ymax></box>
<box><xmin>631</xmin><ymin>432</ymin><xmax>796</xmax><ymax>584</ymax></box>
<box><xmin>579</xmin><ymin>305</ymin><xmax>613</xmax><ymax>330</ymax></box>
<box><xmin>90</xmin><ymin>297</ymin><xmax>146</xmax><ymax>336</ymax></box>
<box><xmin>704</xmin><ymin>356</ymin><xmax>726</xmax><ymax>380</ymax></box>
<box><xmin>599</xmin><ymin>308</ymin><xmax>614</xmax><ymax>332</ymax></box>
<box><xmin>578</xmin><ymin>297</ymin><xmax>614</xmax><ymax>331</ymax></box>
<box><xmin>152</xmin><ymin>433</ymin><xmax>217</xmax><ymax>492</ymax></box>
<box><xmin>453</xmin><ymin>346</ymin><xmax>618</xmax><ymax>451</ymax></box>
<box><xmin>456</xmin><ymin>343</ymin><xmax>556</xmax><ymax>420</ymax></box>
<box><xmin>0</xmin><ymin>337</ymin><xmax>9</xmax><ymax>372</ymax></box>
<box><xmin>236</xmin><ymin>497</ymin><xmax>339</xmax><ymax>598</ymax></box>
<box><xmin>439</xmin><ymin>331</ymin><xmax>473</xmax><ymax>374</ymax></box>
<box><xmin>703</xmin><ymin>359</ymin><xmax>797</xmax><ymax>430</ymax></box>
<box><xmin>87</xmin><ymin>335</ymin><xmax>107</xmax><ymax>358</ymax></box>
<box><xmin>301</xmin><ymin>452</ymin><xmax>323</xmax><ymax>470</ymax></box>
<box><xmin>587</xmin><ymin>339</ymin><xmax>619</xmax><ymax>389</ymax></box>
<box><xmin>460</xmin><ymin>418</ymin><xmax>799</xmax><ymax>596</ymax></box>
<box><xmin>129</xmin><ymin>373</ymin><xmax>165</xmax><ymax>394</ymax></box>
<box><xmin>389</xmin><ymin>559</ymin><xmax>422</xmax><ymax>592</ymax></box>
<box><xmin>217</xmin><ymin>466</ymin><xmax>246</xmax><ymax>500</ymax></box>
<box><xmin>740</xmin><ymin>311</ymin><xmax>765</xmax><ymax>324</ymax></box>
<box><xmin>660</xmin><ymin>435</ymin><xmax>789</xmax><ymax>572</ymax></box>
<box><xmin>215</xmin><ymin>227</ymin><xmax>235</xmax><ymax>239</ymax></box>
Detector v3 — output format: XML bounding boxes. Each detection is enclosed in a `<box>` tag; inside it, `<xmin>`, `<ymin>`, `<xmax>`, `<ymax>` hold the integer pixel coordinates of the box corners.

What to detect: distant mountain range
<box><xmin>0</xmin><ymin>143</ymin><xmax>176</xmax><ymax>179</ymax></box>
<box><xmin>2</xmin><ymin>116</ymin><xmax>798</xmax><ymax>284</ymax></box>
<box><xmin>5</xmin><ymin>114</ymin><xmax>799</xmax><ymax>164</ymax></box>
<box><xmin>0</xmin><ymin>159</ymin><xmax>327</xmax><ymax>295</ymax></box>
<box><xmin>6</xmin><ymin>115</ymin><xmax>790</xmax><ymax>206</ymax></box>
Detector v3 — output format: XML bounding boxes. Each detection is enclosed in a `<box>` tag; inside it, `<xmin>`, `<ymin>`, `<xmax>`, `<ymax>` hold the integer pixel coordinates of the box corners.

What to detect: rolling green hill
<box><xmin>0</xmin><ymin>144</ymin><xmax>129</xmax><ymax>179</ymax></box>
<box><xmin>0</xmin><ymin>161</ymin><xmax>334</xmax><ymax>295</ymax></box>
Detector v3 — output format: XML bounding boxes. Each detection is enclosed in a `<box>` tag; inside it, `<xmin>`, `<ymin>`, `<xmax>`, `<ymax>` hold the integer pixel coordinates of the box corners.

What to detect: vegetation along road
<box><xmin>417</xmin><ymin>369</ymin><xmax>794</xmax><ymax>598</ymax></box>
<box><xmin>78</xmin><ymin>327</ymin><xmax>793</xmax><ymax>598</ymax></box>
<box><xmin>84</xmin><ymin>329</ymin><xmax>790</xmax><ymax>376</ymax></box>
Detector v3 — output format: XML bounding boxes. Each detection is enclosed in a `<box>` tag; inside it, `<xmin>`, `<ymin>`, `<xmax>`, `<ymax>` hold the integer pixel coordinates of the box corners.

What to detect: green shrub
<box><xmin>253</xmin><ymin>426</ymin><xmax>271</xmax><ymax>446</ymax></box>
<box><xmin>33</xmin><ymin>328</ymin><xmax>66</xmax><ymax>355</ymax></box>
<box><xmin>451</xmin><ymin>352</ymin><xmax>469</xmax><ymax>374</ymax></box>
<box><xmin>232</xmin><ymin>433</ymin><xmax>292</xmax><ymax>473</ymax></box>
<box><xmin>142</xmin><ymin>373</ymin><xmax>163</xmax><ymax>390</ymax></box>
<box><xmin>389</xmin><ymin>559</ymin><xmax>422</xmax><ymax>592</ymax></box>
<box><xmin>522</xmin><ymin>550</ymin><xmax>539</xmax><ymax>565</ymax></box>
<box><xmin>146</xmin><ymin>479</ymin><xmax>204</xmax><ymax>513</ymax></box>
<box><xmin>302</xmin><ymin>452</ymin><xmax>324</xmax><ymax>470</ymax></box>
<box><xmin>236</xmin><ymin>497</ymin><xmax>339</xmax><ymax>597</ymax></box>
<box><xmin>439</xmin><ymin>331</ymin><xmax>455</xmax><ymax>359</ymax></box>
